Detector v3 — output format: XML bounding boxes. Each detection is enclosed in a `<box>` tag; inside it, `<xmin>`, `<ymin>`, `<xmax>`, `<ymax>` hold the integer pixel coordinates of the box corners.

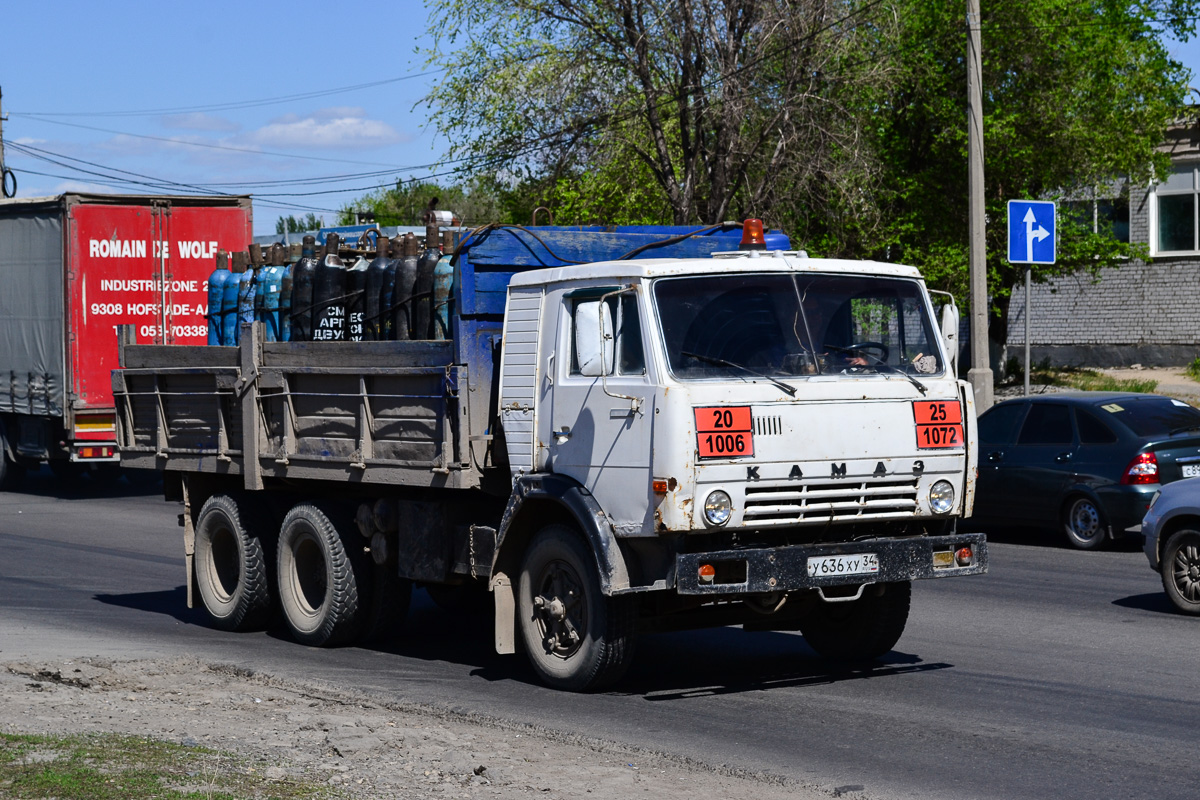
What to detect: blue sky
<box><xmin>0</xmin><ymin>0</ymin><xmax>444</xmax><ymax>234</ymax></box>
<box><xmin>2</xmin><ymin>4</ymin><xmax>1199</xmax><ymax>236</ymax></box>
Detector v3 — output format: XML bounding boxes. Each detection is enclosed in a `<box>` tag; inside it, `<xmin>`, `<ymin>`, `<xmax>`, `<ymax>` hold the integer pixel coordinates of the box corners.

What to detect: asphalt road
<box><xmin>1</xmin><ymin>471</ymin><xmax>1197</xmax><ymax>800</ymax></box>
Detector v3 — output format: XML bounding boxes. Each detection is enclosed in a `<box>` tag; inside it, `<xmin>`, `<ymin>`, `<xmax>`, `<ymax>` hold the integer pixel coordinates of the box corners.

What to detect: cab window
<box><xmin>570</xmin><ymin>293</ymin><xmax>645</xmax><ymax>377</ymax></box>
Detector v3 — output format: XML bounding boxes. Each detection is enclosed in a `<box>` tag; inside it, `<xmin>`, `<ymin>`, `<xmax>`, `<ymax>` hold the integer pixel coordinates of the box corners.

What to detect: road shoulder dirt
<box><xmin>1</xmin><ymin>657</ymin><xmax>840</xmax><ymax>800</ymax></box>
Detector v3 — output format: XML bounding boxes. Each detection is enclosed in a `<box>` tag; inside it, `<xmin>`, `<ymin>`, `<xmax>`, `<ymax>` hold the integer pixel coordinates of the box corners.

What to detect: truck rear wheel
<box><xmin>799</xmin><ymin>581</ymin><xmax>911</xmax><ymax>661</ymax></box>
<box><xmin>517</xmin><ymin>524</ymin><xmax>635</xmax><ymax>692</ymax></box>
<box><xmin>193</xmin><ymin>494</ymin><xmax>274</xmax><ymax>631</ymax></box>
<box><xmin>277</xmin><ymin>504</ymin><xmax>368</xmax><ymax>647</ymax></box>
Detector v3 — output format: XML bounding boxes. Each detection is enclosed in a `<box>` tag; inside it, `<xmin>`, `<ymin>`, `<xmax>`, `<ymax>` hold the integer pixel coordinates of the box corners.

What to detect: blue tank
<box><xmin>237</xmin><ymin>253</ymin><xmax>257</xmax><ymax>336</ymax></box>
<box><xmin>432</xmin><ymin>230</ymin><xmax>455</xmax><ymax>340</ymax></box>
<box><xmin>206</xmin><ymin>249</ymin><xmax>230</xmax><ymax>345</ymax></box>
<box><xmin>257</xmin><ymin>244</ymin><xmax>285</xmax><ymax>342</ymax></box>
<box><xmin>222</xmin><ymin>251</ymin><xmax>245</xmax><ymax>345</ymax></box>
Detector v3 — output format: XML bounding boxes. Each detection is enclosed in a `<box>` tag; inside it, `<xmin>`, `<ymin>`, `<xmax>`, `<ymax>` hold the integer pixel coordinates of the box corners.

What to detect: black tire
<box><xmin>361</xmin><ymin>564</ymin><xmax>413</xmax><ymax>643</ymax></box>
<box><xmin>1062</xmin><ymin>495</ymin><xmax>1108</xmax><ymax>550</ymax></box>
<box><xmin>193</xmin><ymin>494</ymin><xmax>274</xmax><ymax>631</ymax></box>
<box><xmin>517</xmin><ymin>524</ymin><xmax>636</xmax><ymax>692</ymax></box>
<box><xmin>276</xmin><ymin>503</ymin><xmax>368</xmax><ymax>646</ymax></box>
<box><xmin>799</xmin><ymin>581</ymin><xmax>911</xmax><ymax>661</ymax></box>
<box><xmin>1161</xmin><ymin>528</ymin><xmax>1200</xmax><ymax>616</ymax></box>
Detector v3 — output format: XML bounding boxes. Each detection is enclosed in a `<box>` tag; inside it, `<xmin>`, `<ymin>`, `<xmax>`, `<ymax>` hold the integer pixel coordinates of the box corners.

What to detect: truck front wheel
<box><xmin>193</xmin><ymin>494</ymin><xmax>273</xmax><ymax>631</ymax></box>
<box><xmin>517</xmin><ymin>524</ymin><xmax>635</xmax><ymax>691</ymax></box>
<box><xmin>277</xmin><ymin>504</ymin><xmax>368</xmax><ymax>647</ymax></box>
<box><xmin>799</xmin><ymin>581</ymin><xmax>911</xmax><ymax>661</ymax></box>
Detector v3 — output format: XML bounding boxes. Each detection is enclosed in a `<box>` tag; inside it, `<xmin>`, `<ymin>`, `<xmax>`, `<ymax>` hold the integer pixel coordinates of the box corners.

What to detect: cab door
<box><xmin>547</xmin><ymin>287</ymin><xmax>656</xmax><ymax>534</ymax></box>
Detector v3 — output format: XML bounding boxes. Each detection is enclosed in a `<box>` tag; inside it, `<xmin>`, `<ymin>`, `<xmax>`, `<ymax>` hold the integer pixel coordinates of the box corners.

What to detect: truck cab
<box><xmin>493</xmin><ymin>241</ymin><xmax>984</xmax><ymax>688</ymax></box>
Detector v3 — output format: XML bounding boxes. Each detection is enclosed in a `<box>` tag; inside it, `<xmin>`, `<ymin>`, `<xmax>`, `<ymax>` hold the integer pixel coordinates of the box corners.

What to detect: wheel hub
<box><xmin>532</xmin><ymin>563</ymin><xmax>584</xmax><ymax>658</ymax></box>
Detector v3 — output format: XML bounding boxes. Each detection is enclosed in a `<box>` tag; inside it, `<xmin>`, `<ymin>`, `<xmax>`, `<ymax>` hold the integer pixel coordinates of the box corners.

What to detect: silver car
<box><xmin>1142</xmin><ymin>477</ymin><xmax>1200</xmax><ymax>615</ymax></box>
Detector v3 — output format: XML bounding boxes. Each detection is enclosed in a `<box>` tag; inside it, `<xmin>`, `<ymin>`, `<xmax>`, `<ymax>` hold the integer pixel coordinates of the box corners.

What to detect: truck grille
<box><xmin>743</xmin><ymin>477</ymin><xmax>919</xmax><ymax>525</ymax></box>
<box><xmin>752</xmin><ymin>415</ymin><xmax>783</xmax><ymax>436</ymax></box>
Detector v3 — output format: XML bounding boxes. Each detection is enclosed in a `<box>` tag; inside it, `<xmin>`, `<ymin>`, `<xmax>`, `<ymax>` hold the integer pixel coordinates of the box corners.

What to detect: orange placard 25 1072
<box><xmin>913</xmin><ymin>400</ymin><xmax>964</xmax><ymax>449</ymax></box>
<box><xmin>695</xmin><ymin>407</ymin><xmax>754</xmax><ymax>459</ymax></box>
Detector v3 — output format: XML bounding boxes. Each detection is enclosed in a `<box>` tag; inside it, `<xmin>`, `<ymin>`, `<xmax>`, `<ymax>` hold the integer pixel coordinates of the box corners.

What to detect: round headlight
<box><xmin>704</xmin><ymin>490</ymin><xmax>732</xmax><ymax>526</ymax></box>
<box><xmin>929</xmin><ymin>480</ymin><xmax>955</xmax><ymax>515</ymax></box>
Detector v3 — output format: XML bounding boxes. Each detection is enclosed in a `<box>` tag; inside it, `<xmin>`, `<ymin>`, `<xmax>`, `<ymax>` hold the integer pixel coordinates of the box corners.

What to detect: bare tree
<box><xmin>424</xmin><ymin>0</ymin><xmax>897</xmax><ymax>228</ymax></box>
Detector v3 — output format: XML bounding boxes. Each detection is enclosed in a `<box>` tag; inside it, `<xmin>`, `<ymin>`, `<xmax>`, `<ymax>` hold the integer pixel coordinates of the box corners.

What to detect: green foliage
<box><xmin>337</xmin><ymin>178</ymin><xmax>505</xmax><ymax>227</ymax></box>
<box><xmin>870</xmin><ymin>0</ymin><xmax>1195</xmax><ymax>343</ymax></box>
<box><xmin>275</xmin><ymin>213</ymin><xmax>325</xmax><ymax>234</ymax></box>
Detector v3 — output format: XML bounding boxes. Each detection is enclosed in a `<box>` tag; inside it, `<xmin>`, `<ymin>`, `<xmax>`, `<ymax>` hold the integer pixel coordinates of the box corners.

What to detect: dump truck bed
<box><xmin>113</xmin><ymin>326</ymin><xmax>481</xmax><ymax>491</ymax></box>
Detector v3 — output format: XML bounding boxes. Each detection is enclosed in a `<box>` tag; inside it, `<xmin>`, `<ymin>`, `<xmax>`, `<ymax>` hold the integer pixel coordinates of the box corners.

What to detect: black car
<box><xmin>970</xmin><ymin>392</ymin><xmax>1200</xmax><ymax>549</ymax></box>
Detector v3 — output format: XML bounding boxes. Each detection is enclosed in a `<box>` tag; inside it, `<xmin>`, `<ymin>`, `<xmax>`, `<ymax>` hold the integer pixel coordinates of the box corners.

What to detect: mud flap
<box><xmin>182</xmin><ymin>476</ymin><xmax>195</xmax><ymax>609</ymax></box>
<box><xmin>491</xmin><ymin>572</ymin><xmax>517</xmax><ymax>654</ymax></box>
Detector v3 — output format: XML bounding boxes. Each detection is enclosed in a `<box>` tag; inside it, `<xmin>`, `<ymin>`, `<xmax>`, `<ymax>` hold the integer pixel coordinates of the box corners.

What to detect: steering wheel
<box><xmin>845</xmin><ymin>341</ymin><xmax>889</xmax><ymax>363</ymax></box>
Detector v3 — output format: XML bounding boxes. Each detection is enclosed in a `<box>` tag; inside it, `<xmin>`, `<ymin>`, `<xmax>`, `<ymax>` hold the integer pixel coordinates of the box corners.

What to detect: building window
<box><xmin>1061</xmin><ymin>189</ymin><xmax>1129</xmax><ymax>243</ymax></box>
<box><xmin>1154</xmin><ymin>164</ymin><xmax>1198</xmax><ymax>254</ymax></box>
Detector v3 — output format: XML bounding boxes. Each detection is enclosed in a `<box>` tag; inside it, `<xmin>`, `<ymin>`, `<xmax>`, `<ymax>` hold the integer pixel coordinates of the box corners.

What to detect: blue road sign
<box><xmin>1007</xmin><ymin>200</ymin><xmax>1056</xmax><ymax>264</ymax></box>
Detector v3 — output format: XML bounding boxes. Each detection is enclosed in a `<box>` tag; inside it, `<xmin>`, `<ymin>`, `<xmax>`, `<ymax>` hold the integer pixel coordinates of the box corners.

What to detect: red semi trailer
<box><xmin>0</xmin><ymin>193</ymin><xmax>251</xmax><ymax>483</ymax></box>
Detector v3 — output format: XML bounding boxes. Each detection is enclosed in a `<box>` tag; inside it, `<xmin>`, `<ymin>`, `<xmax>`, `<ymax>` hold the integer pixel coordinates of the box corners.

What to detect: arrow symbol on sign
<box><xmin>1024</xmin><ymin>207</ymin><xmax>1049</xmax><ymax>263</ymax></box>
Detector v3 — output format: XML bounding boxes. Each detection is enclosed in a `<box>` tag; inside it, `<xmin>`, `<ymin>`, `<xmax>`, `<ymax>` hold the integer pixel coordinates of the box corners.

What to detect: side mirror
<box><xmin>940</xmin><ymin>302</ymin><xmax>960</xmax><ymax>375</ymax></box>
<box><xmin>575</xmin><ymin>300</ymin><xmax>614</xmax><ymax>377</ymax></box>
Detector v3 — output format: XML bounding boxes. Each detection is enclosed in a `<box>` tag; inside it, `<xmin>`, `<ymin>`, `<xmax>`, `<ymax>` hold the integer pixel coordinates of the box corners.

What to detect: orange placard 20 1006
<box><xmin>912</xmin><ymin>400</ymin><xmax>964</xmax><ymax>449</ymax></box>
<box><xmin>695</xmin><ymin>406</ymin><xmax>754</xmax><ymax>459</ymax></box>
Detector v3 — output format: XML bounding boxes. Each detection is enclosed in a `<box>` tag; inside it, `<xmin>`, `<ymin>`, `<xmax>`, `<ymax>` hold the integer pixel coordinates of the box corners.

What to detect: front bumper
<box><xmin>675</xmin><ymin>533</ymin><xmax>987</xmax><ymax>595</ymax></box>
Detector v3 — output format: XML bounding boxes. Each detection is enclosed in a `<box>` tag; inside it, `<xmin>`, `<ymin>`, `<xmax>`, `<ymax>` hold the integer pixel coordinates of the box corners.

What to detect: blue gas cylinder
<box><xmin>257</xmin><ymin>244</ymin><xmax>284</xmax><ymax>341</ymax></box>
<box><xmin>432</xmin><ymin>230</ymin><xmax>455</xmax><ymax>340</ymax></box>
<box><xmin>206</xmin><ymin>249</ymin><xmax>230</xmax><ymax>345</ymax></box>
<box><xmin>222</xmin><ymin>252</ymin><xmax>245</xmax><ymax>345</ymax></box>
<box><xmin>237</xmin><ymin>252</ymin><xmax>257</xmax><ymax>337</ymax></box>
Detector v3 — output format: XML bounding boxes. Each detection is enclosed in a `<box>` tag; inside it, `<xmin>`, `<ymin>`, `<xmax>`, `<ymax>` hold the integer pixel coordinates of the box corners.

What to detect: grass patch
<box><xmin>1036</xmin><ymin>368</ymin><xmax>1159</xmax><ymax>394</ymax></box>
<box><xmin>0</xmin><ymin>732</ymin><xmax>332</xmax><ymax>800</ymax></box>
<box><xmin>1004</xmin><ymin>358</ymin><xmax>1158</xmax><ymax>394</ymax></box>
<box><xmin>1186</xmin><ymin>357</ymin><xmax>1200</xmax><ymax>382</ymax></box>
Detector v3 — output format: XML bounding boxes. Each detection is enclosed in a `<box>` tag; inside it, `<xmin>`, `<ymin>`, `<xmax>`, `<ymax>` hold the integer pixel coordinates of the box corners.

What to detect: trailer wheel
<box><xmin>517</xmin><ymin>524</ymin><xmax>636</xmax><ymax>692</ymax></box>
<box><xmin>799</xmin><ymin>581</ymin><xmax>911</xmax><ymax>661</ymax></box>
<box><xmin>277</xmin><ymin>504</ymin><xmax>368</xmax><ymax>647</ymax></box>
<box><xmin>193</xmin><ymin>494</ymin><xmax>274</xmax><ymax>631</ymax></box>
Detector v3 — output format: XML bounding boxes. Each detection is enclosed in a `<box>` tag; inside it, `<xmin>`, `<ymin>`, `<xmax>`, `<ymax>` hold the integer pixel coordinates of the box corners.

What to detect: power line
<box><xmin>7</xmin><ymin>71</ymin><xmax>445</xmax><ymax>118</ymax></box>
<box><xmin>15</xmin><ymin>115</ymin><xmax>405</xmax><ymax>167</ymax></box>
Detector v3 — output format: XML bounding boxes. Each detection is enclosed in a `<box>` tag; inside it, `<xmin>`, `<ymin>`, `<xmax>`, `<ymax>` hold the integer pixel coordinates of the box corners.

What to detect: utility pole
<box><xmin>966</xmin><ymin>0</ymin><xmax>993</xmax><ymax>411</ymax></box>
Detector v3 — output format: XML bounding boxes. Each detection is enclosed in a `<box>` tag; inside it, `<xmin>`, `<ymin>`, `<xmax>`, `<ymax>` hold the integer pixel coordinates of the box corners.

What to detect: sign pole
<box><xmin>1024</xmin><ymin>267</ymin><xmax>1031</xmax><ymax>397</ymax></box>
<box><xmin>966</xmin><ymin>0</ymin><xmax>993</xmax><ymax>412</ymax></box>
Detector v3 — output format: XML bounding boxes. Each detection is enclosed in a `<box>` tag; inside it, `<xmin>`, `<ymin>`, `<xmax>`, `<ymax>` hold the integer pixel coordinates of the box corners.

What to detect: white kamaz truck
<box><xmin>114</xmin><ymin>221</ymin><xmax>986</xmax><ymax>691</ymax></box>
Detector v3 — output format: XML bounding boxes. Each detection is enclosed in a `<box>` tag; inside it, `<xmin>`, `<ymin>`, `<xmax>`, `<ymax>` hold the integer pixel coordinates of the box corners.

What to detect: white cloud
<box><xmin>160</xmin><ymin>113</ymin><xmax>240</xmax><ymax>133</ymax></box>
<box><xmin>241</xmin><ymin>107</ymin><xmax>403</xmax><ymax>150</ymax></box>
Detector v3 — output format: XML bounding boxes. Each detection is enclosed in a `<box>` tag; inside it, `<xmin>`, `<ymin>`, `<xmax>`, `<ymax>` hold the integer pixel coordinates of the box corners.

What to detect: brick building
<box><xmin>1006</xmin><ymin>124</ymin><xmax>1200</xmax><ymax>367</ymax></box>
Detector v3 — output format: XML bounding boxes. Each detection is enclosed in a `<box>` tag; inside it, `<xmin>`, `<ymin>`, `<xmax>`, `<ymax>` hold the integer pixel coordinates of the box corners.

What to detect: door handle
<box><xmin>552</xmin><ymin>427</ymin><xmax>572</xmax><ymax>442</ymax></box>
<box><xmin>987</xmin><ymin>451</ymin><xmax>1004</xmax><ymax>462</ymax></box>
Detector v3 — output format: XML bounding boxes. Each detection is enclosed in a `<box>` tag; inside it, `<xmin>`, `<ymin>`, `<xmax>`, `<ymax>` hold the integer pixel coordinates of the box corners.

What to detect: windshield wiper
<box><xmin>823</xmin><ymin>345</ymin><xmax>929</xmax><ymax>396</ymax></box>
<box><xmin>681</xmin><ymin>351</ymin><xmax>797</xmax><ymax>397</ymax></box>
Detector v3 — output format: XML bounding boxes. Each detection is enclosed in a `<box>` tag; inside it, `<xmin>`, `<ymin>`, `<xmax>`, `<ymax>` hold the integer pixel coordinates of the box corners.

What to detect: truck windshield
<box><xmin>653</xmin><ymin>272</ymin><xmax>944</xmax><ymax>380</ymax></box>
